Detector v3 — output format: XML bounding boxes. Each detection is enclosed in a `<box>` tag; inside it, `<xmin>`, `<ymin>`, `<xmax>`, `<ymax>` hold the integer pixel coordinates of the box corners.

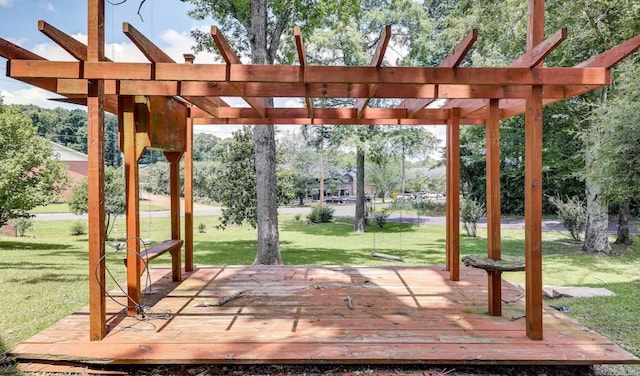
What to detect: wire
<box><xmin>95</xmin><ymin>237</ymin><xmax>171</xmax><ymax>321</ymax></box>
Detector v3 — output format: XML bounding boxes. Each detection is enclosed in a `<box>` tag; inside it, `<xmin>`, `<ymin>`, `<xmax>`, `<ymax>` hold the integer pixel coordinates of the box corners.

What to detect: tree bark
<box><xmin>583</xmin><ymin>147</ymin><xmax>612</xmax><ymax>254</ymax></box>
<box><xmin>614</xmin><ymin>199</ymin><xmax>632</xmax><ymax>245</ymax></box>
<box><xmin>354</xmin><ymin>146</ymin><xmax>366</xmax><ymax>232</ymax></box>
<box><xmin>250</xmin><ymin>0</ymin><xmax>282</xmax><ymax>265</ymax></box>
<box><xmin>319</xmin><ymin>146</ymin><xmax>325</xmax><ymax>204</ymax></box>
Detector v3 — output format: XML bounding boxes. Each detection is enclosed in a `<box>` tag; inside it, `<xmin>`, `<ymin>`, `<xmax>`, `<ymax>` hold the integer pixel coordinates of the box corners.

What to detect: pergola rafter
<box><xmin>2</xmin><ymin>0</ymin><xmax>639</xmax><ymax>344</ymax></box>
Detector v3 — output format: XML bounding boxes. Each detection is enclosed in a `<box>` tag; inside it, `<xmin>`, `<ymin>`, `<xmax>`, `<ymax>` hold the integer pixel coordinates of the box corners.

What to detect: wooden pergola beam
<box><xmin>7</xmin><ymin>60</ymin><xmax>613</xmax><ymax>86</ymax></box>
<box><xmin>211</xmin><ymin>26</ymin><xmax>267</xmax><ymax>117</ymax></box>
<box><xmin>355</xmin><ymin>25</ymin><xmax>391</xmax><ymax>118</ymax></box>
<box><xmin>294</xmin><ymin>26</ymin><xmax>313</xmax><ymax>118</ymax></box>
<box><xmin>400</xmin><ymin>28</ymin><xmax>478</xmax><ymax>118</ymax></box>
<box><xmin>123</xmin><ymin>22</ymin><xmax>227</xmax><ymax>117</ymax></box>
<box><xmin>442</xmin><ymin>27</ymin><xmax>568</xmax><ymax>111</ymax></box>
<box><xmin>38</xmin><ymin>20</ymin><xmax>93</xmax><ymax>61</ymax></box>
<box><xmin>56</xmin><ymin>79</ymin><xmax>575</xmax><ymax>100</ymax></box>
<box><xmin>0</xmin><ymin>37</ymin><xmax>59</xmax><ymax>92</ymax></box>
<box><xmin>446</xmin><ymin>108</ymin><xmax>461</xmax><ymax>281</ymax></box>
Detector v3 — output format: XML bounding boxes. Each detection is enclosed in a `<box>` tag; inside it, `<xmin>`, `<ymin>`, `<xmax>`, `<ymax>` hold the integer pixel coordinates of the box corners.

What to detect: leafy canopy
<box><xmin>0</xmin><ymin>101</ymin><xmax>69</xmax><ymax>227</ymax></box>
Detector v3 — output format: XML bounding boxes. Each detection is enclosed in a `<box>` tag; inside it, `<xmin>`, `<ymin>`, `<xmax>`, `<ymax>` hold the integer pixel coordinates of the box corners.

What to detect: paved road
<box><xmin>33</xmin><ymin>203</ymin><xmax>632</xmax><ymax>234</ymax></box>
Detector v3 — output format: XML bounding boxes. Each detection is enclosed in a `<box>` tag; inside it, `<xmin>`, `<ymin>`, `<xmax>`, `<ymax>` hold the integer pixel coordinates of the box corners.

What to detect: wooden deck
<box><xmin>10</xmin><ymin>265</ymin><xmax>639</xmax><ymax>367</ymax></box>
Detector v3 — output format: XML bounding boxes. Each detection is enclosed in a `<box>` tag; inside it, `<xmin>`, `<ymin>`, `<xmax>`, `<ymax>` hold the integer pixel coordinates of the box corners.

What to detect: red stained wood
<box><xmin>446</xmin><ymin>109</ymin><xmax>461</xmax><ymax>281</ymax></box>
<box><xmin>86</xmin><ymin>0</ymin><xmax>106</xmax><ymax>342</ymax></box>
<box><xmin>486</xmin><ymin>99</ymin><xmax>502</xmax><ymax>316</ymax></box>
<box><xmin>10</xmin><ymin>266</ymin><xmax>638</xmax><ymax>366</ymax></box>
<box><xmin>184</xmin><ymin>115</ymin><xmax>194</xmax><ymax>272</ymax></box>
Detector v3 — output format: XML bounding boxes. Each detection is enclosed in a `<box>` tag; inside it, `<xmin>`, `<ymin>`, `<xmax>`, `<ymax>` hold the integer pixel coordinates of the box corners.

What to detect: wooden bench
<box><xmin>124</xmin><ymin>239</ymin><xmax>183</xmax><ymax>282</ymax></box>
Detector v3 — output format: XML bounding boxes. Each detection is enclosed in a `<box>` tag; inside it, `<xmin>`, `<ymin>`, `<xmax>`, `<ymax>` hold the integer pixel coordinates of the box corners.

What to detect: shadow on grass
<box><xmin>0</xmin><ymin>261</ymin><xmax>81</xmax><ymax>271</ymax></box>
<box><xmin>6</xmin><ymin>272</ymin><xmax>86</xmax><ymax>285</ymax></box>
<box><xmin>0</xmin><ymin>241</ymin><xmax>70</xmax><ymax>252</ymax></box>
<box><xmin>282</xmin><ymin>220</ymin><xmax>418</xmax><ymax>237</ymax></box>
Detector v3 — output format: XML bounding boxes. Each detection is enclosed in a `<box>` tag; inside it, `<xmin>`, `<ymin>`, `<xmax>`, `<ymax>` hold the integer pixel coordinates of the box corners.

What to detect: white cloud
<box><xmin>0</xmin><ymin>0</ymin><xmax>13</xmax><ymax>8</ymax></box>
<box><xmin>1</xmin><ymin>86</ymin><xmax>81</xmax><ymax>110</ymax></box>
<box><xmin>159</xmin><ymin>28</ymin><xmax>221</xmax><ymax>64</ymax></box>
<box><xmin>46</xmin><ymin>2</ymin><xmax>55</xmax><ymax>12</ymax></box>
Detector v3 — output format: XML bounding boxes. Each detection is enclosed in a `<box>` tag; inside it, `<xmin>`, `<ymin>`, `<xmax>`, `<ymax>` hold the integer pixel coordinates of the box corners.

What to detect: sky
<box><xmin>0</xmin><ymin>0</ymin><xmax>445</xmax><ymax>143</ymax></box>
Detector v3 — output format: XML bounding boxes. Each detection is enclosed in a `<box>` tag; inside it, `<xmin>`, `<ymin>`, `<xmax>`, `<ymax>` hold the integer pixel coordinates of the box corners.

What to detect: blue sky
<box><xmin>0</xmin><ymin>0</ymin><xmax>220</xmax><ymax>107</ymax></box>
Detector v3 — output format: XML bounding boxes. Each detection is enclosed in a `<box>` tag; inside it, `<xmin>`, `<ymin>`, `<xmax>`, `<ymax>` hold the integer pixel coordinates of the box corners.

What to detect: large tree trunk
<box><xmin>583</xmin><ymin>146</ymin><xmax>612</xmax><ymax>254</ymax></box>
<box><xmin>401</xmin><ymin>143</ymin><xmax>406</xmax><ymax>196</ymax></box>
<box><xmin>251</xmin><ymin>0</ymin><xmax>281</xmax><ymax>264</ymax></box>
<box><xmin>614</xmin><ymin>199</ymin><xmax>632</xmax><ymax>245</ymax></box>
<box><xmin>319</xmin><ymin>147</ymin><xmax>325</xmax><ymax>204</ymax></box>
<box><xmin>353</xmin><ymin>146</ymin><xmax>366</xmax><ymax>232</ymax></box>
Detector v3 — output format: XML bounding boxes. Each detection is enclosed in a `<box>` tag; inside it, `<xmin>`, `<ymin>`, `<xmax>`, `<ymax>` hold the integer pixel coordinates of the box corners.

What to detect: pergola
<box><xmin>2</xmin><ymin>0</ymin><xmax>639</xmax><ymax>344</ymax></box>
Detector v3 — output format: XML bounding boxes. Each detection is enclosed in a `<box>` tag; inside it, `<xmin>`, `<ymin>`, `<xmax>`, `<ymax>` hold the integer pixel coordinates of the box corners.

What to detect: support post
<box><xmin>165</xmin><ymin>152</ymin><xmax>183</xmax><ymax>282</ymax></box>
<box><xmin>87</xmin><ymin>0</ymin><xmax>106</xmax><ymax>341</ymax></box>
<box><xmin>486</xmin><ymin>98</ymin><xmax>502</xmax><ymax>316</ymax></box>
<box><xmin>183</xmin><ymin>54</ymin><xmax>195</xmax><ymax>272</ymax></box>
<box><xmin>525</xmin><ymin>0</ymin><xmax>545</xmax><ymax>340</ymax></box>
<box><xmin>446</xmin><ymin>108</ymin><xmax>461</xmax><ymax>281</ymax></box>
<box><xmin>120</xmin><ymin>95</ymin><xmax>141</xmax><ymax>314</ymax></box>
<box><xmin>184</xmin><ymin>112</ymin><xmax>194</xmax><ymax>272</ymax></box>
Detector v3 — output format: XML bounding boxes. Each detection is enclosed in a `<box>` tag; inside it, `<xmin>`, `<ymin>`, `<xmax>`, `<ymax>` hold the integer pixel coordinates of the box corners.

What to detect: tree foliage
<box><xmin>212</xmin><ymin>126</ymin><xmax>294</xmax><ymax>229</ymax></box>
<box><xmin>0</xmin><ymin>103</ymin><xmax>69</xmax><ymax>228</ymax></box>
<box><xmin>67</xmin><ymin>167</ymin><xmax>125</xmax><ymax>238</ymax></box>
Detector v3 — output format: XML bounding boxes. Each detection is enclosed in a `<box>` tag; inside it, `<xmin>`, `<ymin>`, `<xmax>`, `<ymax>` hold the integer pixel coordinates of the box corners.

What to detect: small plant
<box><xmin>198</xmin><ymin>222</ymin><xmax>207</xmax><ymax>233</ymax></box>
<box><xmin>460</xmin><ymin>197</ymin><xmax>485</xmax><ymax>237</ymax></box>
<box><xmin>10</xmin><ymin>218</ymin><xmax>33</xmax><ymax>237</ymax></box>
<box><xmin>69</xmin><ymin>220</ymin><xmax>86</xmax><ymax>236</ymax></box>
<box><xmin>294</xmin><ymin>214</ymin><xmax>301</xmax><ymax>221</ymax></box>
<box><xmin>414</xmin><ymin>200</ymin><xmax>446</xmax><ymax>215</ymax></box>
<box><xmin>549</xmin><ymin>195</ymin><xmax>586</xmax><ymax>241</ymax></box>
<box><xmin>307</xmin><ymin>204</ymin><xmax>334</xmax><ymax>223</ymax></box>
<box><xmin>373</xmin><ymin>209</ymin><xmax>390</xmax><ymax>228</ymax></box>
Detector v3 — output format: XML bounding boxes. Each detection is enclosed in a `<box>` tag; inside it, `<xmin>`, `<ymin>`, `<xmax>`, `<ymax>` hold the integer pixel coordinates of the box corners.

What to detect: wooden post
<box><xmin>165</xmin><ymin>152</ymin><xmax>183</xmax><ymax>282</ymax></box>
<box><xmin>183</xmin><ymin>54</ymin><xmax>194</xmax><ymax>273</ymax></box>
<box><xmin>486</xmin><ymin>98</ymin><xmax>502</xmax><ymax>316</ymax></box>
<box><xmin>87</xmin><ymin>0</ymin><xmax>106</xmax><ymax>341</ymax></box>
<box><xmin>120</xmin><ymin>95</ymin><xmax>141</xmax><ymax>314</ymax></box>
<box><xmin>446</xmin><ymin>108</ymin><xmax>461</xmax><ymax>281</ymax></box>
<box><xmin>525</xmin><ymin>0</ymin><xmax>545</xmax><ymax>340</ymax></box>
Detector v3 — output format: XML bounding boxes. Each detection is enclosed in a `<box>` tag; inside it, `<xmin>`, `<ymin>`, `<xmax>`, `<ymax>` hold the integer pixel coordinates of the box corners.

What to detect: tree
<box><xmin>0</xmin><ymin>102</ymin><xmax>69</xmax><ymax>228</ymax></box>
<box><xmin>184</xmin><ymin>0</ymin><xmax>358</xmax><ymax>264</ymax></box>
<box><xmin>213</xmin><ymin>127</ymin><xmax>295</xmax><ymax>250</ymax></box>
<box><xmin>590</xmin><ymin>60</ymin><xmax>640</xmax><ymax>246</ymax></box>
<box><xmin>388</xmin><ymin>126</ymin><xmax>439</xmax><ymax>196</ymax></box>
<box><xmin>68</xmin><ymin>166</ymin><xmax>125</xmax><ymax>238</ymax></box>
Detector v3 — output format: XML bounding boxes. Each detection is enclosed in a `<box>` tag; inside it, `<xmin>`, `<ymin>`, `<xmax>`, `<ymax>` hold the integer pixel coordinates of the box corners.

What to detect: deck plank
<box><xmin>9</xmin><ymin>265</ymin><xmax>639</xmax><ymax>366</ymax></box>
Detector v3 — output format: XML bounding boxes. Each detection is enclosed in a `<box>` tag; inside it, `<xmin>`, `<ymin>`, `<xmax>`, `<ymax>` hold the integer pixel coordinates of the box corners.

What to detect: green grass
<box><xmin>29</xmin><ymin>202</ymin><xmax>167</xmax><ymax>214</ymax></box>
<box><xmin>1</xmin><ymin>215</ymin><xmax>639</xmax><ymax>374</ymax></box>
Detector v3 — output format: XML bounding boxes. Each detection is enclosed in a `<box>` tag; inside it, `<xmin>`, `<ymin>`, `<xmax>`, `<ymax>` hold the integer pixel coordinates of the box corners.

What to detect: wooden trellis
<box><xmin>1</xmin><ymin>0</ymin><xmax>639</xmax><ymax>342</ymax></box>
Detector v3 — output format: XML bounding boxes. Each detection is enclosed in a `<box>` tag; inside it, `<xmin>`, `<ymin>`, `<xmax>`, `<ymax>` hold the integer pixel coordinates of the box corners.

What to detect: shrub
<box><xmin>10</xmin><ymin>218</ymin><xmax>33</xmax><ymax>237</ymax></box>
<box><xmin>294</xmin><ymin>214</ymin><xmax>301</xmax><ymax>221</ymax></box>
<box><xmin>549</xmin><ymin>195</ymin><xmax>586</xmax><ymax>241</ymax></box>
<box><xmin>373</xmin><ymin>209</ymin><xmax>390</xmax><ymax>228</ymax></box>
<box><xmin>70</xmin><ymin>220</ymin><xmax>86</xmax><ymax>236</ymax></box>
<box><xmin>307</xmin><ymin>204</ymin><xmax>334</xmax><ymax>223</ymax></box>
<box><xmin>414</xmin><ymin>200</ymin><xmax>446</xmax><ymax>215</ymax></box>
<box><xmin>198</xmin><ymin>222</ymin><xmax>207</xmax><ymax>233</ymax></box>
<box><xmin>460</xmin><ymin>197</ymin><xmax>485</xmax><ymax>237</ymax></box>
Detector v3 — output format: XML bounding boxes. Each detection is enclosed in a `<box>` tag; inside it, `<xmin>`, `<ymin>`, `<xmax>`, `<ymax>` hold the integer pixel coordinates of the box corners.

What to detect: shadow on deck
<box><xmin>8</xmin><ymin>265</ymin><xmax>639</xmax><ymax>369</ymax></box>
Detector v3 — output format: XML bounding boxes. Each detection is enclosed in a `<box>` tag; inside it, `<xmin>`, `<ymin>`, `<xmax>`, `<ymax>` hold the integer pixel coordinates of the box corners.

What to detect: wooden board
<box><xmin>8</xmin><ymin>266</ymin><xmax>638</xmax><ymax>367</ymax></box>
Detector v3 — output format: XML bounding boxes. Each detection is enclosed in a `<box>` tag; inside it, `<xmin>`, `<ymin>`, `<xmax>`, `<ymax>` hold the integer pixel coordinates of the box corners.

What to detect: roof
<box><xmin>49</xmin><ymin>140</ymin><xmax>88</xmax><ymax>162</ymax></box>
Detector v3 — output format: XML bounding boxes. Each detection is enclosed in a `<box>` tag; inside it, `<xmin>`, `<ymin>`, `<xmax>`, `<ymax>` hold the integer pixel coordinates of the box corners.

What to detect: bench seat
<box><xmin>124</xmin><ymin>239</ymin><xmax>183</xmax><ymax>281</ymax></box>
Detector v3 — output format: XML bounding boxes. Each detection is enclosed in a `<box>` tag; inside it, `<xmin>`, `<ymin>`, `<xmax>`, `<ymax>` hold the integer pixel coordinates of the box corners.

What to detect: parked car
<box><xmin>325</xmin><ymin>196</ymin><xmax>344</xmax><ymax>204</ymax></box>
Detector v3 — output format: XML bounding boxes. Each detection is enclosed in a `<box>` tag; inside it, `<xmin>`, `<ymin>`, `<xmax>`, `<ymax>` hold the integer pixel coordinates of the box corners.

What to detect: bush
<box><xmin>294</xmin><ymin>214</ymin><xmax>301</xmax><ymax>221</ymax></box>
<box><xmin>373</xmin><ymin>209</ymin><xmax>390</xmax><ymax>228</ymax></box>
<box><xmin>414</xmin><ymin>200</ymin><xmax>446</xmax><ymax>215</ymax></box>
<box><xmin>70</xmin><ymin>220</ymin><xmax>86</xmax><ymax>236</ymax></box>
<box><xmin>307</xmin><ymin>205</ymin><xmax>334</xmax><ymax>223</ymax></box>
<box><xmin>460</xmin><ymin>197</ymin><xmax>485</xmax><ymax>237</ymax></box>
<box><xmin>549</xmin><ymin>195</ymin><xmax>586</xmax><ymax>241</ymax></box>
<box><xmin>10</xmin><ymin>218</ymin><xmax>33</xmax><ymax>237</ymax></box>
<box><xmin>198</xmin><ymin>222</ymin><xmax>207</xmax><ymax>233</ymax></box>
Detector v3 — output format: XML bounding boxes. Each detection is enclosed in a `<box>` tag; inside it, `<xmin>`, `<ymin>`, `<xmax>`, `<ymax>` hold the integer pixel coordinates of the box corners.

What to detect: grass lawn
<box><xmin>0</xmin><ymin>215</ymin><xmax>639</xmax><ymax>374</ymax></box>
